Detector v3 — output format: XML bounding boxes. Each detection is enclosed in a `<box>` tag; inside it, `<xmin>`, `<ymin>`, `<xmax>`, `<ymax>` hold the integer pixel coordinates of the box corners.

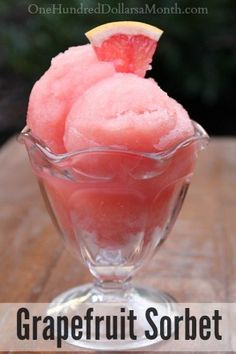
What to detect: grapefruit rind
<box><xmin>85</xmin><ymin>21</ymin><xmax>163</xmax><ymax>46</ymax></box>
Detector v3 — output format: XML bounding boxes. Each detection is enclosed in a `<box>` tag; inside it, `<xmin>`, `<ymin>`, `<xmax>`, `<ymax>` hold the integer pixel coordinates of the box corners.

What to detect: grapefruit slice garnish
<box><xmin>85</xmin><ymin>21</ymin><xmax>163</xmax><ymax>77</ymax></box>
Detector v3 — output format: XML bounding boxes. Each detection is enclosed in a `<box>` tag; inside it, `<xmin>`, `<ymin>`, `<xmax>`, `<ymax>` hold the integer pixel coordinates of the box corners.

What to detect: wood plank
<box><xmin>0</xmin><ymin>139</ymin><xmax>63</xmax><ymax>302</ymax></box>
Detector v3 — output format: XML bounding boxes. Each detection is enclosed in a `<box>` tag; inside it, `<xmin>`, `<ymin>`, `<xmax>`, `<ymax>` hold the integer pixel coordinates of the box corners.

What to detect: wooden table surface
<box><xmin>0</xmin><ymin>137</ymin><xmax>236</xmax><ymax>353</ymax></box>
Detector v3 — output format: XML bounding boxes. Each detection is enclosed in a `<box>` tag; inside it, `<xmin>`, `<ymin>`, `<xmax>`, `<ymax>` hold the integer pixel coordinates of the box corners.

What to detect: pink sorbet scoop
<box><xmin>64</xmin><ymin>73</ymin><xmax>194</xmax><ymax>153</ymax></box>
<box><xmin>27</xmin><ymin>44</ymin><xmax>115</xmax><ymax>153</ymax></box>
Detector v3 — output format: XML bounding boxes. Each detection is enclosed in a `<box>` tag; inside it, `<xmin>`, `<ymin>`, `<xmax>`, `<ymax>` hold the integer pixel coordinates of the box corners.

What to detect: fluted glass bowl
<box><xmin>19</xmin><ymin>120</ymin><xmax>208</xmax><ymax>350</ymax></box>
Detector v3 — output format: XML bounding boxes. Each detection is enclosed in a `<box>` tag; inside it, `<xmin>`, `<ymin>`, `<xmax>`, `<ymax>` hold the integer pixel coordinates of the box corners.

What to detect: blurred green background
<box><xmin>0</xmin><ymin>0</ymin><xmax>235</xmax><ymax>144</ymax></box>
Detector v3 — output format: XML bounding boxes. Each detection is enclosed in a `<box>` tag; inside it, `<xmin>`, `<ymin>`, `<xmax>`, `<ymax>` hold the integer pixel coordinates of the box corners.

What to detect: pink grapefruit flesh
<box><xmin>93</xmin><ymin>34</ymin><xmax>157</xmax><ymax>77</ymax></box>
<box><xmin>85</xmin><ymin>21</ymin><xmax>163</xmax><ymax>77</ymax></box>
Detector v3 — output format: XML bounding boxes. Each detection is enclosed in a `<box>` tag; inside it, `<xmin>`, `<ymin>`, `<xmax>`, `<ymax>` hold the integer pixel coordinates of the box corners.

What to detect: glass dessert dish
<box><xmin>19</xmin><ymin>121</ymin><xmax>208</xmax><ymax>350</ymax></box>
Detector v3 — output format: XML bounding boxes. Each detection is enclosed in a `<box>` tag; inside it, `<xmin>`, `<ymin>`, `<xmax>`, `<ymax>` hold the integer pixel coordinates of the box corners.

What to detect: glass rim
<box><xmin>19</xmin><ymin>120</ymin><xmax>209</xmax><ymax>163</ymax></box>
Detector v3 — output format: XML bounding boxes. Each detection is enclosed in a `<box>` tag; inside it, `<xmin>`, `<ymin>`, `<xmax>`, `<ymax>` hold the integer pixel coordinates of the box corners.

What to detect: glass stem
<box><xmin>94</xmin><ymin>277</ymin><xmax>134</xmax><ymax>302</ymax></box>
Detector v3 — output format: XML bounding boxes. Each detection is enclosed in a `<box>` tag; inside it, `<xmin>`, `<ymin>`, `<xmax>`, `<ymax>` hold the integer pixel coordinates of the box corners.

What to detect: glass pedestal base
<box><xmin>47</xmin><ymin>283</ymin><xmax>177</xmax><ymax>350</ymax></box>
